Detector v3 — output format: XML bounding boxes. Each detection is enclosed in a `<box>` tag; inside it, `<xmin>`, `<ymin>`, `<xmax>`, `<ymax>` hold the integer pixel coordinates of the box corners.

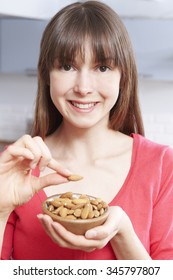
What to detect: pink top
<box><xmin>1</xmin><ymin>134</ymin><xmax>173</xmax><ymax>259</ymax></box>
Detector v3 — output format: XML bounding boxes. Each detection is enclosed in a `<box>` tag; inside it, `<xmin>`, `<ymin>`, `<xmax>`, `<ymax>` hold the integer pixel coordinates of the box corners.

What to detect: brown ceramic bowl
<box><xmin>42</xmin><ymin>192</ymin><xmax>109</xmax><ymax>235</ymax></box>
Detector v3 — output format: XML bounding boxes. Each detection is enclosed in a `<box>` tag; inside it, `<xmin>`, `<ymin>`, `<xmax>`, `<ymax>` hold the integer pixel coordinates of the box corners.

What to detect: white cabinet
<box><xmin>0</xmin><ymin>0</ymin><xmax>66</xmax><ymax>19</ymax></box>
<box><xmin>0</xmin><ymin>18</ymin><xmax>47</xmax><ymax>73</ymax></box>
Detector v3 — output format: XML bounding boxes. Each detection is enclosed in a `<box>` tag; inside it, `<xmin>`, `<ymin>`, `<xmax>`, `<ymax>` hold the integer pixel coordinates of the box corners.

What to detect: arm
<box><xmin>149</xmin><ymin>148</ymin><xmax>173</xmax><ymax>259</ymax></box>
<box><xmin>110</xmin><ymin>147</ymin><xmax>173</xmax><ymax>260</ymax></box>
<box><xmin>0</xmin><ymin>134</ymin><xmax>72</xmax><ymax>258</ymax></box>
<box><xmin>110</xmin><ymin>208</ymin><xmax>151</xmax><ymax>259</ymax></box>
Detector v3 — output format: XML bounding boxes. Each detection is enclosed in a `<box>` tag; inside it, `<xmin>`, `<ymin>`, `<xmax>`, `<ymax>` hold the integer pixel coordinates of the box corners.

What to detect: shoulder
<box><xmin>132</xmin><ymin>134</ymin><xmax>173</xmax><ymax>186</ymax></box>
<box><xmin>131</xmin><ymin>134</ymin><xmax>173</xmax><ymax>203</ymax></box>
<box><xmin>132</xmin><ymin>133</ymin><xmax>173</xmax><ymax>160</ymax></box>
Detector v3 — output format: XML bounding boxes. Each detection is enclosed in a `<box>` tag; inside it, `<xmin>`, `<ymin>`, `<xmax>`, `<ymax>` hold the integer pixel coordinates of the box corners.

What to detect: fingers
<box><xmin>37</xmin><ymin>214</ymin><xmax>78</xmax><ymax>249</ymax></box>
<box><xmin>14</xmin><ymin>135</ymin><xmax>51</xmax><ymax>170</ymax></box>
<box><xmin>37</xmin><ymin>214</ymin><xmax>63</xmax><ymax>244</ymax></box>
<box><xmin>31</xmin><ymin>136</ymin><xmax>52</xmax><ymax>170</ymax></box>
<box><xmin>34</xmin><ymin>173</ymin><xmax>69</xmax><ymax>191</ymax></box>
<box><xmin>47</xmin><ymin>158</ymin><xmax>72</xmax><ymax>177</ymax></box>
<box><xmin>37</xmin><ymin>214</ymin><xmax>109</xmax><ymax>251</ymax></box>
<box><xmin>37</xmin><ymin>214</ymin><xmax>95</xmax><ymax>248</ymax></box>
<box><xmin>51</xmin><ymin>219</ymin><xmax>100</xmax><ymax>249</ymax></box>
<box><xmin>1</xmin><ymin>135</ymin><xmax>72</xmax><ymax>177</ymax></box>
<box><xmin>0</xmin><ymin>145</ymin><xmax>34</xmax><ymax>162</ymax></box>
<box><xmin>1</xmin><ymin>135</ymin><xmax>44</xmax><ymax>167</ymax></box>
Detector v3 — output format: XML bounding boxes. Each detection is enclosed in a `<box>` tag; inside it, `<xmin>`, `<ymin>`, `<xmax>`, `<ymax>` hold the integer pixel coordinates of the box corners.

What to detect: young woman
<box><xmin>0</xmin><ymin>1</ymin><xmax>173</xmax><ymax>260</ymax></box>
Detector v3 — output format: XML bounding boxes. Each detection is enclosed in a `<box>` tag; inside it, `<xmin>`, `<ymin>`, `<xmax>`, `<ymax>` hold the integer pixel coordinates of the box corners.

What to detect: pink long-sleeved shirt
<box><xmin>1</xmin><ymin>134</ymin><xmax>173</xmax><ymax>259</ymax></box>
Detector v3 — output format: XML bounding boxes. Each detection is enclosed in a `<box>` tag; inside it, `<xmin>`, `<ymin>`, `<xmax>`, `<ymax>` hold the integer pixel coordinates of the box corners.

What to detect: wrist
<box><xmin>114</xmin><ymin>209</ymin><xmax>133</xmax><ymax>240</ymax></box>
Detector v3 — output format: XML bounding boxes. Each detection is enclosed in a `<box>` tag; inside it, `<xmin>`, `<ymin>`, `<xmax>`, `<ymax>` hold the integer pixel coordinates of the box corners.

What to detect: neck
<box><xmin>47</xmin><ymin>120</ymin><xmax>119</xmax><ymax>163</ymax></box>
<box><xmin>61</xmin><ymin>119</ymin><xmax>108</xmax><ymax>140</ymax></box>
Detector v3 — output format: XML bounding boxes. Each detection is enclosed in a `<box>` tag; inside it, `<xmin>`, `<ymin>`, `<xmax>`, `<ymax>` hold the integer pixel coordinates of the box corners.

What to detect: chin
<box><xmin>65</xmin><ymin>115</ymin><xmax>107</xmax><ymax>129</ymax></box>
<box><xmin>70</xmin><ymin>120</ymin><xmax>98</xmax><ymax>129</ymax></box>
<box><xmin>74</xmin><ymin>123</ymin><xmax>95</xmax><ymax>129</ymax></box>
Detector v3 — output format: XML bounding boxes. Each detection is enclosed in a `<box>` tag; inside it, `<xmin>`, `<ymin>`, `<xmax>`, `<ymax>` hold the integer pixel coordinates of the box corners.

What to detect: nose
<box><xmin>74</xmin><ymin>70</ymin><xmax>93</xmax><ymax>96</ymax></box>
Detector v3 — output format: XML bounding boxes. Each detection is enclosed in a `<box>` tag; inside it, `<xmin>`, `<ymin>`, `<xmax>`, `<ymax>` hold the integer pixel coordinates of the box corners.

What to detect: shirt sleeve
<box><xmin>1</xmin><ymin>211</ymin><xmax>18</xmax><ymax>260</ymax></box>
<box><xmin>0</xmin><ymin>148</ymin><xmax>15</xmax><ymax>259</ymax></box>
<box><xmin>0</xmin><ymin>151</ymin><xmax>40</xmax><ymax>259</ymax></box>
<box><xmin>150</xmin><ymin>147</ymin><xmax>173</xmax><ymax>259</ymax></box>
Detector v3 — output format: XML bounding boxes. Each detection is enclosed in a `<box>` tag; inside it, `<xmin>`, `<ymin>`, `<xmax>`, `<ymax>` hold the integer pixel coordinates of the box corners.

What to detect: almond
<box><xmin>46</xmin><ymin>193</ymin><xmax>108</xmax><ymax>220</ymax></box>
<box><xmin>67</xmin><ymin>174</ymin><xmax>83</xmax><ymax>181</ymax></box>
<box><xmin>60</xmin><ymin>192</ymin><xmax>73</xmax><ymax>198</ymax></box>
<box><xmin>81</xmin><ymin>203</ymin><xmax>90</xmax><ymax>219</ymax></box>
<box><xmin>72</xmin><ymin>198</ymin><xmax>89</xmax><ymax>205</ymax></box>
<box><xmin>59</xmin><ymin>207</ymin><xmax>68</xmax><ymax>218</ymax></box>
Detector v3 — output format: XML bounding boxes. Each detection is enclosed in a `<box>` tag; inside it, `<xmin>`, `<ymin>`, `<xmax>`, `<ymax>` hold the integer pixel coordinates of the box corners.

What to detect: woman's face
<box><xmin>49</xmin><ymin>42</ymin><xmax>121</xmax><ymax>129</ymax></box>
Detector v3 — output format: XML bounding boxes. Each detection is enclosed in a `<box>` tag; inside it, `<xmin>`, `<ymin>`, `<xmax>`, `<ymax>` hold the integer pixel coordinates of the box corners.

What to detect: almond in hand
<box><xmin>67</xmin><ymin>174</ymin><xmax>83</xmax><ymax>181</ymax></box>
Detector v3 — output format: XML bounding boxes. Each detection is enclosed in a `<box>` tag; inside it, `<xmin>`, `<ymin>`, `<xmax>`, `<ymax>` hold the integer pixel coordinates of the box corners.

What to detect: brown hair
<box><xmin>32</xmin><ymin>0</ymin><xmax>144</xmax><ymax>138</ymax></box>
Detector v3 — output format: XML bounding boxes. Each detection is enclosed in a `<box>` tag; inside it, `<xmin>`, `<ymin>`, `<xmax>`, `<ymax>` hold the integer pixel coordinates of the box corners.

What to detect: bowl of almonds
<box><xmin>42</xmin><ymin>192</ymin><xmax>109</xmax><ymax>235</ymax></box>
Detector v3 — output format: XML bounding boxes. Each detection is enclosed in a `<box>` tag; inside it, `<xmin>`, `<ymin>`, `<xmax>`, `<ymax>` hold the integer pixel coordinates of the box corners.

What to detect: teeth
<box><xmin>71</xmin><ymin>102</ymin><xmax>96</xmax><ymax>109</ymax></box>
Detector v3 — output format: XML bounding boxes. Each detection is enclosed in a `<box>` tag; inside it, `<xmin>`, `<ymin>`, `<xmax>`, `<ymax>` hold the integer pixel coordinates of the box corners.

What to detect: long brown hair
<box><xmin>32</xmin><ymin>1</ymin><xmax>144</xmax><ymax>138</ymax></box>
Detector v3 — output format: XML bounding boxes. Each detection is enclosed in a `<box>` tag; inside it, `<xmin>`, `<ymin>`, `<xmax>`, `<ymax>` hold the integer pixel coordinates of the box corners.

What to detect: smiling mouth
<box><xmin>69</xmin><ymin>101</ymin><xmax>98</xmax><ymax>109</ymax></box>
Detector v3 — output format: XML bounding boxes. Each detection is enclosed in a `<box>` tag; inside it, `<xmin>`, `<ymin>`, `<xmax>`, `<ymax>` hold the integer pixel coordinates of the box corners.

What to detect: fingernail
<box><xmin>37</xmin><ymin>214</ymin><xmax>43</xmax><ymax>219</ymax></box>
<box><xmin>85</xmin><ymin>230</ymin><xmax>97</xmax><ymax>239</ymax></box>
<box><xmin>64</xmin><ymin>169</ymin><xmax>73</xmax><ymax>175</ymax></box>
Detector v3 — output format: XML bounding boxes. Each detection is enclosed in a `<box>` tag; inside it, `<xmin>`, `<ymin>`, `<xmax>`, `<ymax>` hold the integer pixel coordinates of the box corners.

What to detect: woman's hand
<box><xmin>0</xmin><ymin>135</ymin><xmax>72</xmax><ymax>215</ymax></box>
<box><xmin>37</xmin><ymin>206</ymin><xmax>129</xmax><ymax>252</ymax></box>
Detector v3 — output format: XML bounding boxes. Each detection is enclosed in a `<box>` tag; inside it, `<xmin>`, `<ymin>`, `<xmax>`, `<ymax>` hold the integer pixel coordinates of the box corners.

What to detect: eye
<box><xmin>62</xmin><ymin>64</ymin><xmax>72</xmax><ymax>71</ymax></box>
<box><xmin>98</xmin><ymin>65</ymin><xmax>109</xmax><ymax>72</ymax></box>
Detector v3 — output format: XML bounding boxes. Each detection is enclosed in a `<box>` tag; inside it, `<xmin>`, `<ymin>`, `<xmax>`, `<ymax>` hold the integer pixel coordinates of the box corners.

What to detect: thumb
<box><xmin>85</xmin><ymin>226</ymin><xmax>111</xmax><ymax>240</ymax></box>
<box><xmin>32</xmin><ymin>173</ymin><xmax>69</xmax><ymax>191</ymax></box>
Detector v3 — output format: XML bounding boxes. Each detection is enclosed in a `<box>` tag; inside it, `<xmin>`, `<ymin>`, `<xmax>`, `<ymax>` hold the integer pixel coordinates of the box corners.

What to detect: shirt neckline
<box><xmin>38</xmin><ymin>133</ymin><xmax>140</xmax><ymax>205</ymax></box>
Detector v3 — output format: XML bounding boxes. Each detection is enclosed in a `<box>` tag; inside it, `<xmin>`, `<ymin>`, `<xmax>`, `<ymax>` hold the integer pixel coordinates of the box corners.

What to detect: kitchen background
<box><xmin>0</xmin><ymin>0</ymin><xmax>173</xmax><ymax>151</ymax></box>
